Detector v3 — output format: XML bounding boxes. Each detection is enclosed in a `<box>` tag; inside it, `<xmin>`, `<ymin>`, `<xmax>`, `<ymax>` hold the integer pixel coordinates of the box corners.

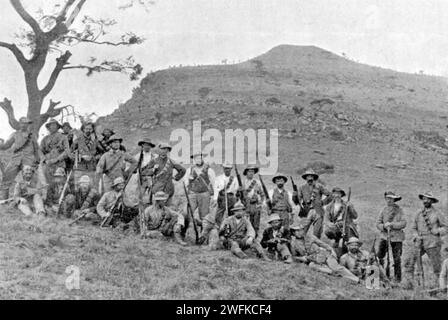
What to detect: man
<box><xmin>267</xmin><ymin>173</ymin><xmax>295</xmax><ymax>229</ymax></box>
<box><xmin>260</xmin><ymin>214</ymin><xmax>293</xmax><ymax>263</ymax></box>
<box><xmin>213</xmin><ymin>163</ymin><xmax>239</xmax><ymax>225</ymax></box>
<box><xmin>219</xmin><ymin>203</ymin><xmax>270</xmax><ymax>261</ymax></box>
<box><xmin>404</xmin><ymin>192</ymin><xmax>447</xmax><ymax>289</ymax></box>
<box><xmin>376</xmin><ymin>191</ymin><xmax>407</xmax><ymax>283</ymax></box>
<box><xmin>96</xmin><ymin>135</ymin><xmax>137</xmax><ymax>192</ymax></box>
<box><xmin>324</xmin><ymin>187</ymin><xmax>359</xmax><ymax>257</ymax></box>
<box><xmin>98</xmin><ymin>128</ymin><xmax>126</xmax><ymax>153</ymax></box>
<box><xmin>97</xmin><ymin>176</ymin><xmax>138</xmax><ymax>227</ymax></box>
<box><xmin>243</xmin><ymin>165</ymin><xmax>264</xmax><ymax>236</ymax></box>
<box><xmin>184</xmin><ymin>153</ymin><xmax>215</xmax><ymax>224</ymax></box>
<box><xmin>339</xmin><ymin>237</ymin><xmax>370</xmax><ymax>280</ymax></box>
<box><xmin>290</xmin><ymin>219</ymin><xmax>359</xmax><ymax>283</ymax></box>
<box><xmin>63</xmin><ymin>175</ymin><xmax>100</xmax><ymax>221</ymax></box>
<box><xmin>140</xmin><ymin>191</ymin><xmax>187</xmax><ymax>246</ymax></box>
<box><xmin>0</xmin><ymin>117</ymin><xmax>40</xmax><ymax>200</ymax></box>
<box><xmin>61</xmin><ymin>122</ymin><xmax>75</xmax><ymax>172</ymax></box>
<box><xmin>141</xmin><ymin>142</ymin><xmax>185</xmax><ymax>206</ymax></box>
<box><xmin>439</xmin><ymin>249</ymin><xmax>448</xmax><ymax>291</ymax></box>
<box><xmin>297</xmin><ymin>169</ymin><xmax>332</xmax><ymax>238</ymax></box>
<box><xmin>71</xmin><ymin>122</ymin><xmax>102</xmax><ymax>184</ymax></box>
<box><xmin>45</xmin><ymin>167</ymin><xmax>73</xmax><ymax>215</ymax></box>
<box><xmin>40</xmin><ymin>119</ymin><xmax>70</xmax><ymax>183</ymax></box>
<box><xmin>13</xmin><ymin>165</ymin><xmax>46</xmax><ymax>216</ymax></box>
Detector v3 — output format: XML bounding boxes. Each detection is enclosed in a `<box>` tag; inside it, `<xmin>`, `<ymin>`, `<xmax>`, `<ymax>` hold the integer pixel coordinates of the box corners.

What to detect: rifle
<box><xmin>68</xmin><ymin>209</ymin><xmax>94</xmax><ymax>226</ymax></box>
<box><xmin>234</xmin><ymin>165</ymin><xmax>245</xmax><ymax>204</ymax></box>
<box><xmin>385</xmin><ymin>229</ymin><xmax>392</xmax><ymax>279</ymax></box>
<box><xmin>183</xmin><ymin>182</ymin><xmax>199</xmax><ymax>244</ymax></box>
<box><xmin>259</xmin><ymin>175</ymin><xmax>272</xmax><ymax>212</ymax></box>
<box><xmin>0</xmin><ymin>198</ymin><xmax>15</xmax><ymax>205</ymax></box>
<box><xmin>338</xmin><ymin>187</ymin><xmax>352</xmax><ymax>248</ymax></box>
<box><xmin>136</xmin><ymin>147</ymin><xmax>146</xmax><ymax>236</ymax></box>
<box><xmin>290</xmin><ymin>176</ymin><xmax>298</xmax><ymax>202</ymax></box>
<box><xmin>57</xmin><ymin>170</ymin><xmax>74</xmax><ymax>217</ymax></box>
<box><xmin>415</xmin><ymin>238</ymin><xmax>425</xmax><ymax>289</ymax></box>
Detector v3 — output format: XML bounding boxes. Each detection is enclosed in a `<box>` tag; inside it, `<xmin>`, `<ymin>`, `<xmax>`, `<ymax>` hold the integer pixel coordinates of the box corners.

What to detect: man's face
<box><xmin>142</xmin><ymin>143</ymin><xmax>152</xmax><ymax>152</ymax></box>
<box><xmin>115</xmin><ymin>183</ymin><xmax>124</xmax><ymax>192</ymax></box>
<box><xmin>19</xmin><ymin>122</ymin><xmax>30</xmax><ymax>131</ymax></box>
<box><xmin>422</xmin><ymin>197</ymin><xmax>433</xmax><ymax>208</ymax></box>
<box><xmin>155</xmin><ymin>199</ymin><xmax>166</xmax><ymax>207</ymax></box>
<box><xmin>159</xmin><ymin>148</ymin><xmax>169</xmax><ymax>157</ymax></box>
<box><xmin>234</xmin><ymin>210</ymin><xmax>244</xmax><ymax>219</ymax></box>
<box><xmin>79</xmin><ymin>183</ymin><xmax>90</xmax><ymax>193</ymax></box>
<box><xmin>306</xmin><ymin>176</ymin><xmax>315</xmax><ymax>185</ymax></box>
<box><xmin>193</xmin><ymin>156</ymin><xmax>203</xmax><ymax>166</ymax></box>
<box><xmin>223</xmin><ymin>167</ymin><xmax>232</xmax><ymax>176</ymax></box>
<box><xmin>63</xmin><ymin>126</ymin><xmax>71</xmax><ymax>134</ymax></box>
<box><xmin>275</xmin><ymin>178</ymin><xmax>285</xmax><ymax>188</ymax></box>
<box><xmin>293</xmin><ymin>229</ymin><xmax>305</xmax><ymax>239</ymax></box>
<box><xmin>246</xmin><ymin>170</ymin><xmax>255</xmax><ymax>179</ymax></box>
<box><xmin>110</xmin><ymin>140</ymin><xmax>120</xmax><ymax>150</ymax></box>
<box><xmin>23</xmin><ymin>167</ymin><xmax>34</xmax><ymax>180</ymax></box>
<box><xmin>54</xmin><ymin>176</ymin><xmax>64</xmax><ymax>184</ymax></box>
<box><xmin>103</xmin><ymin>130</ymin><xmax>113</xmax><ymax>138</ymax></box>
<box><xmin>83</xmin><ymin>125</ymin><xmax>93</xmax><ymax>136</ymax></box>
<box><xmin>385</xmin><ymin>197</ymin><xmax>395</xmax><ymax>206</ymax></box>
<box><xmin>48</xmin><ymin>123</ymin><xmax>59</xmax><ymax>133</ymax></box>
<box><xmin>270</xmin><ymin>220</ymin><xmax>282</xmax><ymax>230</ymax></box>
<box><xmin>333</xmin><ymin>192</ymin><xmax>343</xmax><ymax>200</ymax></box>
<box><xmin>348</xmin><ymin>244</ymin><xmax>359</xmax><ymax>254</ymax></box>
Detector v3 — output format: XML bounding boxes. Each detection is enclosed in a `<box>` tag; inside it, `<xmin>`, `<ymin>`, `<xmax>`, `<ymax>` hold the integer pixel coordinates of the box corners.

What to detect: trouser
<box><xmin>271</xmin><ymin>210</ymin><xmax>291</xmax><ymax>230</ymax></box>
<box><xmin>227</xmin><ymin>237</ymin><xmax>266</xmax><ymax>258</ymax></box>
<box><xmin>187</xmin><ymin>191</ymin><xmax>210</xmax><ymax>221</ymax></box>
<box><xmin>405</xmin><ymin>242</ymin><xmax>442</xmax><ymax>286</ymax></box>
<box><xmin>17</xmin><ymin>195</ymin><xmax>45</xmax><ymax>216</ymax></box>
<box><xmin>216</xmin><ymin>192</ymin><xmax>237</xmax><ymax>227</ymax></box>
<box><xmin>325</xmin><ymin>256</ymin><xmax>360</xmax><ymax>283</ymax></box>
<box><xmin>246</xmin><ymin>202</ymin><xmax>262</xmax><ymax>237</ymax></box>
<box><xmin>377</xmin><ymin>240</ymin><xmax>403</xmax><ymax>282</ymax></box>
<box><xmin>267</xmin><ymin>243</ymin><xmax>292</xmax><ymax>260</ymax></box>
<box><xmin>312</xmin><ymin>207</ymin><xmax>325</xmax><ymax>238</ymax></box>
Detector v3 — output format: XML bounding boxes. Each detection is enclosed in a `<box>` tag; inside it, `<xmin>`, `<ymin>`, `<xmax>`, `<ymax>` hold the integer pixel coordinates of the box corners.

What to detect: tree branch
<box><xmin>56</xmin><ymin>0</ymin><xmax>77</xmax><ymax>23</ymax></box>
<box><xmin>0</xmin><ymin>41</ymin><xmax>28</xmax><ymax>67</ymax></box>
<box><xmin>10</xmin><ymin>0</ymin><xmax>43</xmax><ymax>36</ymax></box>
<box><xmin>0</xmin><ymin>98</ymin><xmax>20</xmax><ymax>130</ymax></box>
<box><xmin>61</xmin><ymin>37</ymin><xmax>139</xmax><ymax>46</ymax></box>
<box><xmin>65</xmin><ymin>0</ymin><xmax>87</xmax><ymax>28</ymax></box>
<box><xmin>39</xmin><ymin>99</ymin><xmax>65</xmax><ymax>126</ymax></box>
<box><xmin>40</xmin><ymin>51</ymin><xmax>72</xmax><ymax>97</ymax></box>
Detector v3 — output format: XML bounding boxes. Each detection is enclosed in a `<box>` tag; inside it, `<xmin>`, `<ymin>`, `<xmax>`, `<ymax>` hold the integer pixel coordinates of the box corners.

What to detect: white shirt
<box><xmin>213</xmin><ymin>174</ymin><xmax>239</xmax><ymax>201</ymax></box>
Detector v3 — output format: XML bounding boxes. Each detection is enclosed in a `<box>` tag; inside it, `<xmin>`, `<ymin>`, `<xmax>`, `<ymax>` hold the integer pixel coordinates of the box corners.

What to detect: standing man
<box><xmin>219</xmin><ymin>203</ymin><xmax>270</xmax><ymax>261</ymax></box>
<box><xmin>13</xmin><ymin>165</ymin><xmax>46</xmax><ymax>216</ymax></box>
<box><xmin>324</xmin><ymin>187</ymin><xmax>359</xmax><ymax>257</ymax></box>
<box><xmin>71</xmin><ymin>122</ymin><xmax>103</xmax><ymax>185</ymax></box>
<box><xmin>132</xmin><ymin>137</ymin><xmax>157</xmax><ymax>204</ymax></box>
<box><xmin>297</xmin><ymin>169</ymin><xmax>332</xmax><ymax>238</ymax></box>
<box><xmin>376</xmin><ymin>191</ymin><xmax>407</xmax><ymax>283</ymax></box>
<box><xmin>184</xmin><ymin>153</ymin><xmax>215</xmax><ymax>225</ymax></box>
<box><xmin>213</xmin><ymin>163</ymin><xmax>239</xmax><ymax>226</ymax></box>
<box><xmin>404</xmin><ymin>192</ymin><xmax>447</xmax><ymax>289</ymax></box>
<box><xmin>243</xmin><ymin>165</ymin><xmax>264</xmax><ymax>236</ymax></box>
<box><xmin>40</xmin><ymin>119</ymin><xmax>70</xmax><ymax>184</ymax></box>
<box><xmin>267</xmin><ymin>173</ymin><xmax>295</xmax><ymax>229</ymax></box>
<box><xmin>141</xmin><ymin>142</ymin><xmax>185</xmax><ymax>206</ymax></box>
<box><xmin>0</xmin><ymin>117</ymin><xmax>40</xmax><ymax>200</ymax></box>
<box><xmin>96</xmin><ymin>135</ymin><xmax>137</xmax><ymax>192</ymax></box>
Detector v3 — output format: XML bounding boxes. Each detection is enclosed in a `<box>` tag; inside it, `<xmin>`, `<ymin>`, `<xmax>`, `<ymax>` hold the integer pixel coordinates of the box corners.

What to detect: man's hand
<box><xmin>27</xmin><ymin>188</ymin><xmax>38</xmax><ymax>196</ymax></box>
<box><xmin>246</xmin><ymin>237</ymin><xmax>254</xmax><ymax>246</ymax></box>
<box><xmin>384</xmin><ymin>222</ymin><xmax>392</xmax><ymax>230</ymax></box>
<box><xmin>430</xmin><ymin>228</ymin><xmax>440</xmax><ymax>236</ymax></box>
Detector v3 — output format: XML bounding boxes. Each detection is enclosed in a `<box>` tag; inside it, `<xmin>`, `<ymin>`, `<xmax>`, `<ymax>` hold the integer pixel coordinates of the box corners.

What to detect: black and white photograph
<box><xmin>0</xmin><ymin>0</ymin><xmax>447</xmax><ymax>305</ymax></box>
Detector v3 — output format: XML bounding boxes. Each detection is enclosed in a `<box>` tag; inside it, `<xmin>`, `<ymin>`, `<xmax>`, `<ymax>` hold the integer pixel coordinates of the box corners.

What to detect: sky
<box><xmin>1</xmin><ymin>0</ymin><xmax>448</xmax><ymax>138</ymax></box>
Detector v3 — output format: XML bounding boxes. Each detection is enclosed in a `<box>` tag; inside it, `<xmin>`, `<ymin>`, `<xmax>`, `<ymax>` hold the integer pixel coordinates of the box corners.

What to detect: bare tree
<box><xmin>0</xmin><ymin>0</ymin><xmax>152</xmax><ymax>134</ymax></box>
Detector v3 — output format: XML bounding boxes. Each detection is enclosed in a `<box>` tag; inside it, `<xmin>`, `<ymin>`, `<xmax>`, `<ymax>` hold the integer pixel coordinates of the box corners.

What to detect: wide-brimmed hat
<box><xmin>62</xmin><ymin>122</ymin><xmax>73</xmax><ymax>129</ymax></box>
<box><xmin>112</xmin><ymin>177</ymin><xmax>125</xmax><ymax>187</ymax></box>
<box><xmin>230</xmin><ymin>202</ymin><xmax>246</xmax><ymax>212</ymax></box>
<box><xmin>79</xmin><ymin>175</ymin><xmax>91</xmax><ymax>185</ymax></box>
<box><xmin>301</xmin><ymin>169</ymin><xmax>319</xmax><ymax>180</ymax></box>
<box><xmin>267</xmin><ymin>214</ymin><xmax>282</xmax><ymax>224</ymax></box>
<box><xmin>45</xmin><ymin>119</ymin><xmax>62</xmax><ymax>130</ymax></box>
<box><xmin>53</xmin><ymin>167</ymin><xmax>66</xmax><ymax>177</ymax></box>
<box><xmin>222</xmin><ymin>163</ymin><xmax>233</xmax><ymax>169</ymax></box>
<box><xmin>107</xmin><ymin>135</ymin><xmax>123</xmax><ymax>144</ymax></box>
<box><xmin>272</xmin><ymin>173</ymin><xmax>288</xmax><ymax>183</ymax></box>
<box><xmin>384</xmin><ymin>191</ymin><xmax>402</xmax><ymax>202</ymax></box>
<box><xmin>346</xmin><ymin>237</ymin><xmax>363</xmax><ymax>246</ymax></box>
<box><xmin>138</xmin><ymin>138</ymin><xmax>155</xmax><ymax>148</ymax></box>
<box><xmin>153</xmin><ymin>191</ymin><xmax>169</xmax><ymax>201</ymax></box>
<box><xmin>332</xmin><ymin>187</ymin><xmax>346</xmax><ymax>197</ymax></box>
<box><xmin>102</xmin><ymin>128</ymin><xmax>115</xmax><ymax>136</ymax></box>
<box><xmin>243</xmin><ymin>165</ymin><xmax>259</xmax><ymax>176</ymax></box>
<box><xmin>158</xmin><ymin>142</ymin><xmax>172</xmax><ymax>151</ymax></box>
<box><xmin>19</xmin><ymin>117</ymin><xmax>33</xmax><ymax>124</ymax></box>
<box><xmin>418</xmin><ymin>192</ymin><xmax>439</xmax><ymax>203</ymax></box>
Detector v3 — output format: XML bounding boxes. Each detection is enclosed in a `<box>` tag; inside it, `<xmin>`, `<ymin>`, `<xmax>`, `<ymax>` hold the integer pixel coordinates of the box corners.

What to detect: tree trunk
<box><xmin>24</xmin><ymin>69</ymin><xmax>44</xmax><ymax>135</ymax></box>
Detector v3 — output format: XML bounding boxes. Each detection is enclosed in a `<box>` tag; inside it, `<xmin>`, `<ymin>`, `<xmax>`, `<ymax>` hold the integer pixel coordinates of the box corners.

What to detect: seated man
<box><xmin>260</xmin><ymin>214</ymin><xmax>293</xmax><ymax>263</ymax></box>
<box><xmin>219</xmin><ymin>203</ymin><xmax>271</xmax><ymax>261</ymax></box>
<box><xmin>13</xmin><ymin>165</ymin><xmax>46</xmax><ymax>216</ymax></box>
<box><xmin>290</xmin><ymin>219</ymin><xmax>360</xmax><ymax>283</ymax></box>
<box><xmin>45</xmin><ymin>167</ymin><xmax>73</xmax><ymax>216</ymax></box>
<box><xmin>97</xmin><ymin>177</ymin><xmax>138</xmax><ymax>228</ymax></box>
<box><xmin>339</xmin><ymin>237</ymin><xmax>370</xmax><ymax>279</ymax></box>
<box><xmin>140</xmin><ymin>191</ymin><xmax>187</xmax><ymax>246</ymax></box>
<box><xmin>63</xmin><ymin>175</ymin><xmax>100</xmax><ymax>221</ymax></box>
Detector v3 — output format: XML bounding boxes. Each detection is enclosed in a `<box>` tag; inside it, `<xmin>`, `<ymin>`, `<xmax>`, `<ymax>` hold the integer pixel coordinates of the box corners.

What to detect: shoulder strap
<box><xmin>104</xmin><ymin>152</ymin><xmax>124</xmax><ymax>175</ymax></box>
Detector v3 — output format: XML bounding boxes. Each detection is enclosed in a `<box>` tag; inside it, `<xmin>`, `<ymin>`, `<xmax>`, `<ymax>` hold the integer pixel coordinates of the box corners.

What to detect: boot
<box><xmin>283</xmin><ymin>255</ymin><xmax>293</xmax><ymax>264</ymax></box>
<box><xmin>233</xmin><ymin>248</ymin><xmax>248</xmax><ymax>259</ymax></box>
<box><xmin>174</xmin><ymin>232</ymin><xmax>187</xmax><ymax>246</ymax></box>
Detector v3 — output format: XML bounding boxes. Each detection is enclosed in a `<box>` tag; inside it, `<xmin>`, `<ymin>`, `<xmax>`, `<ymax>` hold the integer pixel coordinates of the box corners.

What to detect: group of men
<box><xmin>0</xmin><ymin>117</ymin><xmax>447</xmax><ymax>294</ymax></box>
